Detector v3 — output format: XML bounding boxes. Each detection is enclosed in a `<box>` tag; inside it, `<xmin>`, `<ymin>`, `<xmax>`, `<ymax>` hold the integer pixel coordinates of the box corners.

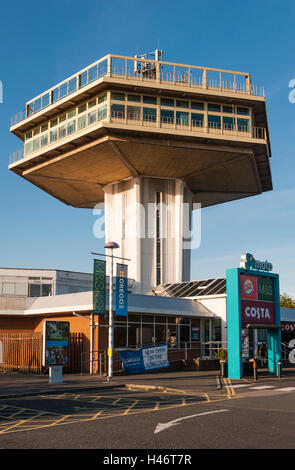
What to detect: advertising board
<box><xmin>43</xmin><ymin>321</ymin><xmax>70</xmax><ymax>366</ymax></box>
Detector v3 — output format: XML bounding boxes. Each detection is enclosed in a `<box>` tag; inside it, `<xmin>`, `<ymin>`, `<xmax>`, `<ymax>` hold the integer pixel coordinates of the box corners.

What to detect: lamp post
<box><xmin>104</xmin><ymin>241</ymin><xmax>119</xmax><ymax>382</ymax></box>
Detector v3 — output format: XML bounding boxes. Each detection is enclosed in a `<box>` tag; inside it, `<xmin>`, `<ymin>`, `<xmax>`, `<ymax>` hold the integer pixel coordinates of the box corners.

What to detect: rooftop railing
<box><xmin>9</xmin><ymin>108</ymin><xmax>267</xmax><ymax>167</ymax></box>
<box><xmin>10</xmin><ymin>55</ymin><xmax>265</xmax><ymax>127</ymax></box>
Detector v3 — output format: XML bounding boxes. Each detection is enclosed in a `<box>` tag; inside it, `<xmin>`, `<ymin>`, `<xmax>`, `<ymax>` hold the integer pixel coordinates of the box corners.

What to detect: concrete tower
<box><xmin>9</xmin><ymin>51</ymin><xmax>272</xmax><ymax>293</ymax></box>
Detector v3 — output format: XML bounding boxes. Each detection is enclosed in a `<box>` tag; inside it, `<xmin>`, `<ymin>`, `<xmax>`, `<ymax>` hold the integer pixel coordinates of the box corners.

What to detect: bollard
<box><xmin>216</xmin><ymin>374</ymin><xmax>223</xmax><ymax>391</ymax></box>
<box><xmin>278</xmin><ymin>360</ymin><xmax>282</xmax><ymax>379</ymax></box>
<box><xmin>220</xmin><ymin>361</ymin><xmax>225</xmax><ymax>377</ymax></box>
<box><xmin>253</xmin><ymin>359</ymin><xmax>258</xmax><ymax>382</ymax></box>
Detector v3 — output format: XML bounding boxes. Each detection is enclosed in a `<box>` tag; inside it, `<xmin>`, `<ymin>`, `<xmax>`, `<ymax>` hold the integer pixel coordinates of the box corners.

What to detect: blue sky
<box><xmin>0</xmin><ymin>0</ymin><xmax>295</xmax><ymax>295</ymax></box>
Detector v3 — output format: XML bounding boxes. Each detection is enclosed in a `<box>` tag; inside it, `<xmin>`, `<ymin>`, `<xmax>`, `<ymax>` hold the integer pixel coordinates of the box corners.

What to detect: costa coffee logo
<box><xmin>244</xmin><ymin>305</ymin><xmax>271</xmax><ymax>320</ymax></box>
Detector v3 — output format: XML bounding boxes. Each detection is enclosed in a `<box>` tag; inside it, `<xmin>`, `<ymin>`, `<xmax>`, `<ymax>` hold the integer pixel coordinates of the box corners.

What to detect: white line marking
<box><xmin>250</xmin><ymin>386</ymin><xmax>276</xmax><ymax>390</ymax></box>
<box><xmin>154</xmin><ymin>409</ymin><xmax>229</xmax><ymax>434</ymax></box>
<box><xmin>274</xmin><ymin>387</ymin><xmax>295</xmax><ymax>392</ymax></box>
<box><xmin>231</xmin><ymin>384</ymin><xmax>251</xmax><ymax>389</ymax></box>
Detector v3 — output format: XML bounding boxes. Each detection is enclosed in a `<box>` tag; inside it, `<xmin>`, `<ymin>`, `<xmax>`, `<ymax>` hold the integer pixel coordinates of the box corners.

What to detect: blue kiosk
<box><xmin>226</xmin><ymin>254</ymin><xmax>281</xmax><ymax>380</ymax></box>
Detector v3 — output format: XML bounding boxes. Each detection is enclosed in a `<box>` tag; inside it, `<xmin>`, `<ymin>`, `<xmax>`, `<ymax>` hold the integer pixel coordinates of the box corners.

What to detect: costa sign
<box><xmin>241</xmin><ymin>299</ymin><xmax>275</xmax><ymax>324</ymax></box>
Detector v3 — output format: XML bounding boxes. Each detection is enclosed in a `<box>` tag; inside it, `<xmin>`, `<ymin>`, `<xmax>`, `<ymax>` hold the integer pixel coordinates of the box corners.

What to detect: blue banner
<box><xmin>116</xmin><ymin>263</ymin><xmax>128</xmax><ymax>317</ymax></box>
<box><xmin>119</xmin><ymin>344</ymin><xmax>170</xmax><ymax>374</ymax></box>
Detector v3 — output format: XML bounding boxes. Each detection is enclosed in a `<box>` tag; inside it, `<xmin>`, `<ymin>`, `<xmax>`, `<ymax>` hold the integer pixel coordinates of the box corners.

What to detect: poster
<box><xmin>119</xmin><ymin>344</ymin><xmax>169</xmax><ymax>374</ymax></box>
<box><xmin>43</xmin><ymin>321</ymin><xmax>70</xmax><ymax>366</ymax></box>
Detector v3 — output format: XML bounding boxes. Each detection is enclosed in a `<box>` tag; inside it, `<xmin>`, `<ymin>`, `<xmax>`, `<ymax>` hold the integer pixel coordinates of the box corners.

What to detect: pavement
<box><xmin>1</xmin><ymin>367</ymin><xmax>294</xmax><ymax>399</ymax></box>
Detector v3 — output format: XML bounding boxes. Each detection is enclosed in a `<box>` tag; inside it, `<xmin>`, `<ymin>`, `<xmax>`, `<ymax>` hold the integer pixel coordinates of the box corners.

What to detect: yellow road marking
<box><xmin>123</xmin><ymin>400</ymin><xmax>139</xmax><ymax>415</ymax></box>
<box><xmin>112</xmin><ymin>398</ymin><xmax>121</xmax><ymax>405</ymax></box>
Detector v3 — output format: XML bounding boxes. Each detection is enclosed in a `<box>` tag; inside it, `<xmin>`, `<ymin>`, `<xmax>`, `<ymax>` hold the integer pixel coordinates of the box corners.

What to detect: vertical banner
<box><xmin>93</xmin><ymin>259</ymin><xmax>106</xmax><ymax>315</ymax></box>
<box><xmin>116</xmin><ymin>263</ymin><xmax>128</xmax><ymax>317</ymax></box>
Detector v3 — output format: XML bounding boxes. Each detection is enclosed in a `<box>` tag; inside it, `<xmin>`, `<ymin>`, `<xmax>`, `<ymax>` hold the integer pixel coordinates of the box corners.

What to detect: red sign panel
<box><xmin>241</xmin><ymin>299</ymin><xmax>275</xmax><ymax>324</ymax></box>
<box><xmin>240</xmin><ymin>275</ymin><xmax>258</xmax><ymax>301</ymax></box>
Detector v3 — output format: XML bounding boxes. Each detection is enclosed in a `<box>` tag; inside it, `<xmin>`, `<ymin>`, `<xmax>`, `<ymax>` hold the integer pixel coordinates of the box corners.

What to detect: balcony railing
<box><xmin>9</xmin><ymin>109</ymin><xmax>267</xmax><ymax>166</ymax></box>
<box><xmin>10</xmin><ymin>55</ymin><xmax>265</xmax><ymax>127</ymax></box>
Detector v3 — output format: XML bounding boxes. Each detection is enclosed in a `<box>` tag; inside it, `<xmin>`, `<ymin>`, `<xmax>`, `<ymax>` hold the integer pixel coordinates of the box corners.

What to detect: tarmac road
<box><xmin>1</xmin><ymin>374</ymin><xmax>295</xmax><ymax>450</ymax></box>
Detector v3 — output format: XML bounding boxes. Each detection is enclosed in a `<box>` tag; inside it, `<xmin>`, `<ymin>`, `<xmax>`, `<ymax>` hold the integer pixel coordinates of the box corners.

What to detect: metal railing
<box><xmin>10</xmin><ymin>54</ymin><xmax>265</xmax><ymax>127</ymax></box>
<box><xmin>9</xmin><ymin>110</ymin><xmax>267</xmax><ymax>166</ymax></box>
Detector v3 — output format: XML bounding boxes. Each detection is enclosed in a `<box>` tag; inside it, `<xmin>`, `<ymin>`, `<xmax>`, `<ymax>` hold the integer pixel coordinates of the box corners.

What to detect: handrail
<box><xmin>9</xmin><ymin>112</ymin><xmax>267</xmax><ymax>166</ymax></box>
<box><xmin>10</xmin><ymin>54</ymin><xmax>265</xmax><ymax>127</ymax></box>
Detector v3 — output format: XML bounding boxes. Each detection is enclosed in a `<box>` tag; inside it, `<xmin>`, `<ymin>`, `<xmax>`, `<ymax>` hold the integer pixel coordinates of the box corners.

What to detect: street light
<box><xmin>104</xmin><ymin>241</ymin><xmax>119</xmax><ymax>382</ymax></box>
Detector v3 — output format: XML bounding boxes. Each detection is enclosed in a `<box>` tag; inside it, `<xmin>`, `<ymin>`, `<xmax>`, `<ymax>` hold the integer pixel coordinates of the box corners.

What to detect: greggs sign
<box><xmin>240</xmin><ymin>273</ymin><xmax>275</xmax><ymax>324</ymax></box>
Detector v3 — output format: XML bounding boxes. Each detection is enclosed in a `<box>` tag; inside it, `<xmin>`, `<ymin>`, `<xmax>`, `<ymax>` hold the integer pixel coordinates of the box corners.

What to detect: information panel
<box><xmin>240</xmin><ymin>273</ymin><xmax>275</xmax><ymax>325</ymax></box>
<box><xmin>43</xmin><ymin>321</ymin><xmax>70</xmax><ymax>366</ymax></box>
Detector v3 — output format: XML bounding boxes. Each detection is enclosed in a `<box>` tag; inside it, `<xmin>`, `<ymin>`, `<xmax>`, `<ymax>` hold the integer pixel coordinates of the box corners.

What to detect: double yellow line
<box><xmin>222</xmin><ymin>377</ymin><xmax>235</xmax><ymax>398</ymax></box>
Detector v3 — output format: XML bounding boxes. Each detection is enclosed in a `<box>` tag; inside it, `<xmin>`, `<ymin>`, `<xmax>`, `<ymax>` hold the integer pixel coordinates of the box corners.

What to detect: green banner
<box><xmin>257</xmin><ymin>276</ymin><xmax>274</xmax><ymax>302</ymax></box>
<box><xmin>93</xmin><ymin>259</ymin><xmax>106</xmax><ymax>315</ymax></box>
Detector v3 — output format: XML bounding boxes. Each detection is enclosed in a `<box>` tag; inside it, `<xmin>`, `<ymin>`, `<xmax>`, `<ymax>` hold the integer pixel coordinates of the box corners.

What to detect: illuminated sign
<box><xmin>43</xmin><ymin>321</ymin><xmax>70</xmax><ymax>366</ymax></box>
<box><xmin>240</xmin><ymin>273</ymin><xmax>275</xmax><ymax>325</ymax></box>
<box><xmin>240</xmin><ymin>253</ymin><xmax>273</xmax><ymax>272</ymax></box>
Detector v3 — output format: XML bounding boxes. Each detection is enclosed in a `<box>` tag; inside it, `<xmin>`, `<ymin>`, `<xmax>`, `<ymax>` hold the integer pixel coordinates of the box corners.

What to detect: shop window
<box><xmin>168</xmin><ymin>324</ymin><xmax>177</xmax><ymax>348</ymax></box>
<box><xmin>128</xmin><ymin>314</ymin><xmax>141</xmax><ymax>323</ymax></box>
<box><xmin>155</xmin><ymin>325</ymin><xmax>167</xmax><ymax>344</ymax></box>
<box><xmin>142</xmin><ymin>325</ymin><xmax>154</xmax><ymax>346</ymax></box>
<box><xmin>114</xmin><ymin>325</ymin><xmax>127</xmax><ymax>348</ymax></box>
<box><xmin>128</xmin><ymin>324</ymin><xmax>141</xmax><ymax>347</ymax></box>
<box><xmin>142</xmin><ymin>315</ymin><xmax>154</xmax><ymax>323</ymax></box>
<box><xmin>213</xmin><ymin>319</ymin><xmax>221</xmax><ymax>341</ymax></box>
